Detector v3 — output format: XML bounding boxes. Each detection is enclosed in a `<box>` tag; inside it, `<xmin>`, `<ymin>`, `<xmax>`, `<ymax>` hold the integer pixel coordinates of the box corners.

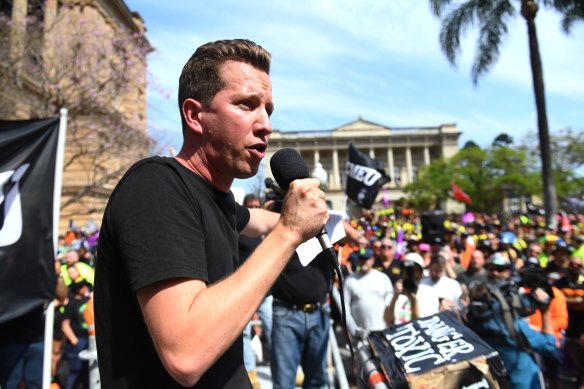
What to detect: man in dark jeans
<box><xmin>62</xmin><ymin>281</ymin><xmax>90</xmax><ymax>389</ymax></box>
<box><xmin>271</xmin><ymin>250</ymin><xmax>331</xmax><ymax>389</ymax></box>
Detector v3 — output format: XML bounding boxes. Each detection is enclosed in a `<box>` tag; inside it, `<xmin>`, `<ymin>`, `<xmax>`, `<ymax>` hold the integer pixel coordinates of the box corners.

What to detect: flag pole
<box><xmin>42</xmin><ymin>108</ymin><xmax>68</xmax><ymax>389</ymax></box>
<box><xmin>53</xmin><ymin>108</ymin><xmax>67</xmax><ymax>252</ymax></box>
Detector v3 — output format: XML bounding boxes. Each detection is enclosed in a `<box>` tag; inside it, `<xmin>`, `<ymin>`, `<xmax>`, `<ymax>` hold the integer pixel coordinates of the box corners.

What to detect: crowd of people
<box><xmin>336</xmin><ymin>208</ymin><xmax>584</xmax><ymax>389</ymax></box>
<box><xmin>3</xmin><ymin>37</ymin><xmax>583</xmax><ymax>389</ymax></box>
<box><xmin>39</xmin><ymin>207</ymin><xmax>584</xmax><ymax>389</ymax></box>
<box><xmin>51</xmin><ymin>222</ymin><xmax>99</xmax><ymax>389</ymax></box>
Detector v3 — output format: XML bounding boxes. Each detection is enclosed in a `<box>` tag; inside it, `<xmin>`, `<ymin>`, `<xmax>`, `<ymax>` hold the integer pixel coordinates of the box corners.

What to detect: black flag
<box><xmin>0</xmin><ymin>117</ymin><xmax>61</xmax><ymax>324</ymax></box>
<box><xmin>346</xmin><ymin>142</ymin><xmax>391</xmax><ymax>209</ymax></box>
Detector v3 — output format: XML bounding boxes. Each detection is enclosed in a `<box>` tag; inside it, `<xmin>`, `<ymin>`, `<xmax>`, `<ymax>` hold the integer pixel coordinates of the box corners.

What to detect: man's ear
<box><xmin>181</xmin><ymin>98</ymin><xmax>204</xmax><ymax>135</ymax></box>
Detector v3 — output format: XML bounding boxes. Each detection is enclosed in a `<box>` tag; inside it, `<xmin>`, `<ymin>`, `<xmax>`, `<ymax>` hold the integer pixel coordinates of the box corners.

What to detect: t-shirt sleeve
<box><xmin>235</xmin><ymin>202</ymin><xmax>250</xmax><ymax>232</ymax></box>
<box><xmin>110</xmin><ymin>162</ymin><xmax>207</xmax><ymax>292</ymax></box>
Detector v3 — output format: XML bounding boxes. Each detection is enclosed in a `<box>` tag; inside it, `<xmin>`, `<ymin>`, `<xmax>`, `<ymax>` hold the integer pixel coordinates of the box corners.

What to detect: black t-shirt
<box><xmin>378</xmin><ymin>262</ymin><xmax>403</xmax><ymax>286</ymax></box>
<box><xmin>94</xmin><ymin>157</ymin><xmax>251</xmax><ymax>389</ymax></box>
<box><xmin>457</xmin><ymin>269</ymin><xmax>488</xmax><ymax>287</ymax></box>
<box><xmin>239</xmin><ymin>235</ymin><xmax>262</xmax><ymax>264</ymax></box>
<box><xmin>271</xmin><ymin>251</ymin><xmax>331</xmax><ymax>305</ymax></box>
<box><xmin>64</xmin><ymin>296</ymin><xmax>90</xmax><ymax>340</ymax></box>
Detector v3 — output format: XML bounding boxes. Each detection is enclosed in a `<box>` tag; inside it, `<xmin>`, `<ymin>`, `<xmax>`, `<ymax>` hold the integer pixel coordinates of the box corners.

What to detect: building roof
<box><xmin>270</xmin><ymin>117</ymin><xmax>459</xmax><ymax>140</ymax></box>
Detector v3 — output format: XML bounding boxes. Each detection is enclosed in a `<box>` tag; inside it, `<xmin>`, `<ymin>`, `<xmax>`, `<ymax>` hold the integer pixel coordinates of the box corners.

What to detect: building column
<box><xmin>369</xmin><ymin>148</ymin><xmax>375</xmax><ymax>159</ymax></box>
<box><xmin>424</xmin><ymin>146</ymin><xmax>430</xmax><ymax>165</ymax></box>
<box><xmin>387</xmin><ymin>148</ymin><xmax>395</xmax><ymax>188</ymax></box>
<box><xmin>406</xmin><ymin>147</ymin><xmax>413</xmax><ymax>185</ymax></box>
<box><xmin>265</xmin><ymin>151</ymin><xmax>275</xmax><ymax>179</ymax></box>
<box><xmin>313</xmin><ymin>150</ymin><xmax>320</xmax><ymax>165</ymax></box>
<box><xmin>332</xmin><ymin>149</ymin><xmax>340</xmax><ymax>189</ymax></box>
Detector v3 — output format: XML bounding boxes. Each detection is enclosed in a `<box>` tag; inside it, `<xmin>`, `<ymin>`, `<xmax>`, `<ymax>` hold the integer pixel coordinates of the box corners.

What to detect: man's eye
<box><xmin>239</xmin><ymin>100</ymin><xmax>253</xmax><ymax>109</ymax></box>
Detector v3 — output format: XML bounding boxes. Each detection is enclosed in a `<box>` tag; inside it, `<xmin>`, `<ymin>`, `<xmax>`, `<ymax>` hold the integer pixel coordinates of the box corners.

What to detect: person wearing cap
<box><xmin>429</xmin><ymin>236</ymin><xmax>443</xmax><ymax>255</ymax></box>
<box><xmin>406</xmin><ymin>234</ymin><xmax>420</xmax><ymax>254</ymax></box>
<box><xmin>497</xmin><ymin>231</ymin><xmax>524</xmax><ymax>271</ymax></box>
<box><xmin>486</xmin><ymin>252</ymin><xmax>513</xmax><ymax>287</ymax></box>
<box><xmin>466</xmin><ymin>279</ymin><xmax>559</xmax><ymax>389</ymax></box>
<box><xmin>552</xmin><ymin>254</ymin><xmax>584</xmax><ymax>386</ymax></box>
<box><xmin>418</xmin><ymin>243</ymin><xmax>432</xmax><ymax>271</ymax></box>
<box><xmin>545</xmin><ymin>240</ymin><xmax>573</xmax><ymax>279</ymax></box>
<box><xmin>344</xmin><ymin>248</ymin><xmax>394</xmax><ymax>337</ymax></box>
<box><xmin>62</xmin><ymin>280</ymin><xmax>91</xmax><ymax>389</ymax></box>
<box><xmin>384</xmin><ymin>253</ymin><xmax>439</xmax><ymax>325</ymax></box>
<box><xmin>347</xmin><ymin>236</ymin><xmax>370</xmax><ymax>274</ymax></box>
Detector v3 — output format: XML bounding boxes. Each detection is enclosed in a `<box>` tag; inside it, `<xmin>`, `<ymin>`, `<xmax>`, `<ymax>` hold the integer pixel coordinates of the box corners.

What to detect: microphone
<box><xmin>264</xmin><ymin>177</ymin><xmax>284</xmax><ymax>198</ymax></box>
<box><xmin>270</xmin><ymin>148</ymin><xmax>334</xmax><ymax>254</ymax></box>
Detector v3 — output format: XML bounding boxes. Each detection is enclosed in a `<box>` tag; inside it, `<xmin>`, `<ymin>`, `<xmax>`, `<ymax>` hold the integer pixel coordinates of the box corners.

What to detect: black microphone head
<box><xmin>270</xmin><ymin>148</ymin><xmax>309</xmax><ymax>191</ymax></box>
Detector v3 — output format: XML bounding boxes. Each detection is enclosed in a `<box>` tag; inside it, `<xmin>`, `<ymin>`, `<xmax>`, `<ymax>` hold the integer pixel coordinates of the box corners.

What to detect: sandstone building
<box><xmin>265</xmin><ymin>118</ymin><xmax>462</xmax><ymax>212</ymax></box>
<box><xmin>0</xmin><ymin>0</ymin><xmax>150</xmax><ymax>232</ymax></box>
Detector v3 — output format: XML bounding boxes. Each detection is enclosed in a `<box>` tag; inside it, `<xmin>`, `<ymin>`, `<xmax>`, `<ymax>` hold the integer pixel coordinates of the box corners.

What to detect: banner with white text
<box><xmin>0</xmin><ymin>117</ymin><xmax>61</xmax><ymax>324</ymax></box>
<box><xmin>345</xmin><ymin>142</ymin><xmax>391</xmax><ymax>209</ymax></box>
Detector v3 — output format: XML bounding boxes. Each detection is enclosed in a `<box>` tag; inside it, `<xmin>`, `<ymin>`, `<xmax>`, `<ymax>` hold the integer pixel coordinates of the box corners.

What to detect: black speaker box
<box><xmin>421</xmin><ymin>210</ymin><xmax>447</xmax><ymax>244</ymax></box>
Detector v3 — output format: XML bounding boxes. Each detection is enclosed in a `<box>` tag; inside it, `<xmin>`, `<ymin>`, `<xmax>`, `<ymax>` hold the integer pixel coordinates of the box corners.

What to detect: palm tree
<box><xmin>429</xmin><ymin>0</ymin><xmax>582</xmax><ymax>227</ymax></box>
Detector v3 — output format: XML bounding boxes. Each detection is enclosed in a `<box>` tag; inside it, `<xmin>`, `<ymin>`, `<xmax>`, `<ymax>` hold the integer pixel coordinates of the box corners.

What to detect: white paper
<box><xmin>296</xmin><ymin>210</ymin><xmax>346</xmax><ymax>266</ymax></box>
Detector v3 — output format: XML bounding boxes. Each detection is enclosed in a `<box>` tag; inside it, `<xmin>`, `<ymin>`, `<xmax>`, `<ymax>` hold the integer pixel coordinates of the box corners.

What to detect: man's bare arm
<box><xmin>137</xmin><ymin>178</ymin><xmax>328</xmax><ymax>386</ymax></box>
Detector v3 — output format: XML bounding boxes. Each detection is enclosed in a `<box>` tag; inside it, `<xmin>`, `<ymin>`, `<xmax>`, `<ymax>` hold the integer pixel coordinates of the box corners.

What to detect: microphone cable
<box><xmin>325</xmin><ymin>247</ymin><xmax>356</xmax><ymax>372</ymax></box>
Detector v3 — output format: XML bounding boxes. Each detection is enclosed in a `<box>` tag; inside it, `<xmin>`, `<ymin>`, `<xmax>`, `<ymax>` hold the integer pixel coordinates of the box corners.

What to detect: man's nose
<box><xmin>255</xmin><ymin>108</ymin><xmax>272</xmax><ymax>135</ymax></box>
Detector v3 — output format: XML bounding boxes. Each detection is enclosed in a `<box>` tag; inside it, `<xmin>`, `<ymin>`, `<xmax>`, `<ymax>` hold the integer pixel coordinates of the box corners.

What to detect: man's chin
<box><xmin>235</xmin><ymin>167</ymin><xmax>260</xmax><ymax>180</ymax></box>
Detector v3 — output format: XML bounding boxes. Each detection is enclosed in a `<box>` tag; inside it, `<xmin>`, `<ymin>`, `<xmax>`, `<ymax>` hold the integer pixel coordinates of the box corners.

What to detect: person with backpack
<box><xmin>466</xmin><ymin>271</ymin><xmax>560</xmax><ymax>389</ymax></box>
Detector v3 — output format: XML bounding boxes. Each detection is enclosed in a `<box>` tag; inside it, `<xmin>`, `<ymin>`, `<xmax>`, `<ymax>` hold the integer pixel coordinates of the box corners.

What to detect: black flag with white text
<box><xmin>0</xmin><ymin>117</ymin><xmax>61</xmax><ymax>324</ymax></box>
<box><xmin>346</xmin><ymin>142</ymin><xmax>391</xmax><ymax>209</ymax></box>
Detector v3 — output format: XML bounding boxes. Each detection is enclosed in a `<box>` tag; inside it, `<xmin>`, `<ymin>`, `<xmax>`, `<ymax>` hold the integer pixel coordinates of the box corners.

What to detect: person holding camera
<box><xmin>466</xmin><ymin>267</ymin><xmax>560</xmax><ymax>389</ymax></box>
<box><xmin>384</xmin><ymin>253</ymin><xmax>439</xmax><ymax>325</ymax></box>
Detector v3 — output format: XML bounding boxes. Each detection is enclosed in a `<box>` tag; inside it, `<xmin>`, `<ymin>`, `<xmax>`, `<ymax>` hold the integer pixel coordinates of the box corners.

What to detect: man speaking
<box><xmin>94</xmin><ymin>39</ymin><xmax>329</xmax><ymax>388</ymax></box>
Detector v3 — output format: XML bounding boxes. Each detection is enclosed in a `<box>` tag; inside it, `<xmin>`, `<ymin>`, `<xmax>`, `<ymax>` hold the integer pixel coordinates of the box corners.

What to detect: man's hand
<box><xmin>278</xmin><ymin>178</ymin><xmax>329</xmax><ymax>245</ymax></box>
<box><xmin>394</xmin><ymin>280</ymin><xmax>404</xmax><ymax>295</ymax></box>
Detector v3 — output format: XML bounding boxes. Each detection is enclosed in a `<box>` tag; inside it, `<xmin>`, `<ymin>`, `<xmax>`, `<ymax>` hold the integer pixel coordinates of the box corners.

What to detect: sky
<box><xmin>125</xmin><ymin>0</ymin><xmax>583</xmax><ymax>188</ymax></box>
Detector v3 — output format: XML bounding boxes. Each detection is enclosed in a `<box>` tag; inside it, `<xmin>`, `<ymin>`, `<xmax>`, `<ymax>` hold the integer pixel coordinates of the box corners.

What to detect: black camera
<box><xmin>402</xmin><ymin>278</ymin><xmax>418</xmax><ymax>294</ymax></box>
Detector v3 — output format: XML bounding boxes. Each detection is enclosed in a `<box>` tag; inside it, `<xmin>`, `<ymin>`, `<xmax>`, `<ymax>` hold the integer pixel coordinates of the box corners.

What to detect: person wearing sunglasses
<box><xmin>486</xmin><ymin>253</ymin><xmax>513</xmax><ymax>287</ymax></box>
<box><xmin>374</xmin><ymin>238</ymin><xmax>402</xmax><ymax>286</ymax></box>
<box><xmin>552</xmin><ymin>254</ymin><xmax>584</xmax><ymax>387</ymax></box>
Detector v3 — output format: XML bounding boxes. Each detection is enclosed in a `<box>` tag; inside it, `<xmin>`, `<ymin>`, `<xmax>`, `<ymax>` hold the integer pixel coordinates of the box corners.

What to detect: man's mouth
<box><xmin>248</xmin><ymin>144</ymin><xmax>267</xmax><ymax>157</ymax></box>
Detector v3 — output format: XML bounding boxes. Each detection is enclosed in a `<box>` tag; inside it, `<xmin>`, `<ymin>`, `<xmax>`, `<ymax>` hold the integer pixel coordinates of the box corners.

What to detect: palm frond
<box><xmin>429</xmin><ymin>0</ymin><xmax>454</xmax><ymax>17</ymax></box>
<box><xmin>471</xmin><ymin>1</ymin><xmax>515</xmax><ymax>83</ymax></box>
<box><xmin>439</xmin><ymin>0</ymin><xmax>481</xmax><ymax>64</ymax></box>
<box><xmin>557</xmin><ymin>0</ymin><xmax>584</xmax><ymax>33</ymax></box>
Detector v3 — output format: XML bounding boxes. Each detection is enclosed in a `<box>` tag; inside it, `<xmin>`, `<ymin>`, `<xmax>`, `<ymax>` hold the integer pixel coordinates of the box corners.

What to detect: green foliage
<box><xmin>404</xmin><ymin>135</ymin><xmax>544</xmax><ymax>212</ymax></box>
<box><xmin>521</xmin><ymin>127</ymin><xmax>584</xmax><ymax>198</ymax></box>
<box><xmin>404</xmin><ymin>158</ymin><xmax>454</xmax><ymax>210</ymax></box>
<box><xmin>428</xmin><ymin>0</ymin><xmax>583</xmax><ymax>225</ymax></box>
<box><xmin>492</xmin><ymin>133</ymin><xmax>514</xmax><ymax>146</ymax></box>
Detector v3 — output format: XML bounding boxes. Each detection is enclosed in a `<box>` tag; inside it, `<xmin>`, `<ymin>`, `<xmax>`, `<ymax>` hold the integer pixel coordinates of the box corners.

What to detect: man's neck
<box><xmin>174</xmin><ymin>153</ymin><xmax>233</xmax><ymax>192</ymax></box>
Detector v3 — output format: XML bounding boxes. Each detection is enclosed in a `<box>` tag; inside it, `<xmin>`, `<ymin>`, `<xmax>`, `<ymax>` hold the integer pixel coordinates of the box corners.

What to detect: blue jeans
<box><xmin>0</xmin><ymin>340</ymin><xmax>44</xmax><ymax>389</ymax></box>
<box><xmin>258</xmin><ymin>294</ymin><xmax>273</xmax><ymax>350</ymax></box>
<box><xmin>243</xmin><ymin>322</ymin><xmax>256</xmax><ymax>371</ymax></box>
<box><xmin>270</xmin><ymin>302</ymin><xmax>330</xmax><ymax>389</ymax></box>
<box><xmin>243</xmin><ymin>295</ymin><xmax>273</xmax><ymax>371</ymax></box>
<box><xmin>64</xmin><ymin>337</ymin><xmax>89</xmax><ymax>389</ymax></box>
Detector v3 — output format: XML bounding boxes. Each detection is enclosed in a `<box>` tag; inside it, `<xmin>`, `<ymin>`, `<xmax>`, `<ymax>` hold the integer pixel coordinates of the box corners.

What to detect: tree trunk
<box><xmin>522</xmin><ymin>0</ymin><xmax>558</xmax><ymax>228</ymax></box>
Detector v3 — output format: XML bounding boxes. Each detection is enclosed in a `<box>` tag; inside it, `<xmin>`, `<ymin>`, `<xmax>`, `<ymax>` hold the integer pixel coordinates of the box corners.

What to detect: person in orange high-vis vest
<box><xmin>84</xmin><ymin>298</ymin><xmax>95</xmax><ymax>336</ymax></box>
<box><xmin>528</xmin><ymin>286</ymin><xmax>568</xmax><ymax>346</ymax></box>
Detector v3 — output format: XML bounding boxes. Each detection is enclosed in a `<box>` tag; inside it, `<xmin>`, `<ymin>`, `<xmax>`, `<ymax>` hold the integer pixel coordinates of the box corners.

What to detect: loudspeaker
<box><xmin>421</xmin><ymin>210</ymin><xmax>447</xmax><ymax>244</ymax></box>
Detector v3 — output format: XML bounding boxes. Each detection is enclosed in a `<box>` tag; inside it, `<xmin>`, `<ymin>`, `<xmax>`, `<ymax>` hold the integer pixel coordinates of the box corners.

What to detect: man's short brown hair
<box><xmin>178</xmin><ymin>39</ymin><xmax>271</xmax><ymax>133</ymax></box>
